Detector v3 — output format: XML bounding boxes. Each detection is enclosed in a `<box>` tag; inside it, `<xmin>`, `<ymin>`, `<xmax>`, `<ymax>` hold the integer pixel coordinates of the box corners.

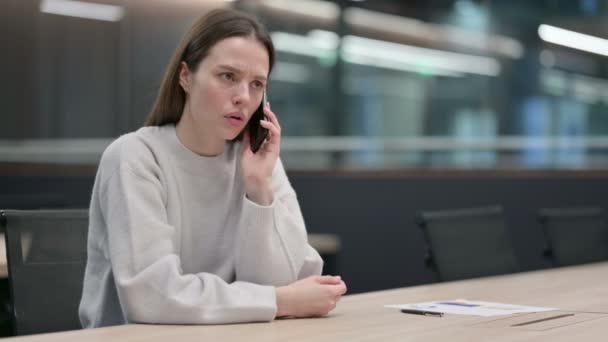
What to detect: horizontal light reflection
<box><xmin>538</xmin><ymin>24</ymin><xmax>608</xmax><ymax>57</ymax></box>
<box><xmin>40</xmin><ymin>0</ymin><xmax>125</xmax><ymax>22</ymax></box>
<box><xmin>272</xmin><ymin>31</ymin><xmax>500</xmax><ymax>77</ymax></box>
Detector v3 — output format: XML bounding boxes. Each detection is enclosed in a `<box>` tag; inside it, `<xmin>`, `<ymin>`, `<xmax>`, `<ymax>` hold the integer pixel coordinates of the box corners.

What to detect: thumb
<box><xmin>316</xmin><ymin>275</ymin><xmax>342</xmax><ymax>285</ymax></box>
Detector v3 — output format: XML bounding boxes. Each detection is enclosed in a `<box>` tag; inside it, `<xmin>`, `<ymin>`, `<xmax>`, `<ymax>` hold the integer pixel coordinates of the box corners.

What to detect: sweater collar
<box><xmin>162</xmin><ymin>124</ymin><xmax>239</xmax><ymax>172</ymax></box>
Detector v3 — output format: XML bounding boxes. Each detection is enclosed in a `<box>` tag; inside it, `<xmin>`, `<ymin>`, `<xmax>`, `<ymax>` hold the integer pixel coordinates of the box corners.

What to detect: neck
<box><xmin>175</xmin><ymin>105</ymin><xmax>225</xmax><ymax>157</ymax></box>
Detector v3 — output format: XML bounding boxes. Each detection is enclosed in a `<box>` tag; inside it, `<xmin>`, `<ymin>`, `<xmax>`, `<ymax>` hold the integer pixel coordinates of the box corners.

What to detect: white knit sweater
<box><xmin>78</xmin><ymin>124</ymin><xmax>323</xmax><ymax>327</ymax></box>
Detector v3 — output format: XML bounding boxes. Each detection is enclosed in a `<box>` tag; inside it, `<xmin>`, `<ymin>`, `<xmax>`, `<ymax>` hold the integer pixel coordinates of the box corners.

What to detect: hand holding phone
<box><xmin>248</xmin><ymin>91</ymin><xmax>269</xmax><ymax>153</ymax></box>
<box><xmin>240</xmin><ymin>90</ymin><xmax>280</xmax><ymax>206</ymax></box>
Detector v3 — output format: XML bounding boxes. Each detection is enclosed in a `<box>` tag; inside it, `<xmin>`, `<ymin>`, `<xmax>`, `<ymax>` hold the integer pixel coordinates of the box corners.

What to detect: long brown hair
<box><xmin>145</xmin><ymin>8</ymin><xmax>275</xmax><ymax>126</ymax></box>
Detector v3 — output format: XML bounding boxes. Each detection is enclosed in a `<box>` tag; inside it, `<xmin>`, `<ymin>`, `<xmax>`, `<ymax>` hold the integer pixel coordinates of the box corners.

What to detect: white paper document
<box><xmin>386</xmin><ymin>299</ymin><xmax>555</xmax><ymax>317</ymax></box>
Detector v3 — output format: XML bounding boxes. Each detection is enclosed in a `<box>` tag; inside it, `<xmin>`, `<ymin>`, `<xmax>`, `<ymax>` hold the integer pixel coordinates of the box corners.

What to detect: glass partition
<box><xmin>2</xmin><ymin>0</ymin><xmax>607</xmax><ymax>169</ymax></box>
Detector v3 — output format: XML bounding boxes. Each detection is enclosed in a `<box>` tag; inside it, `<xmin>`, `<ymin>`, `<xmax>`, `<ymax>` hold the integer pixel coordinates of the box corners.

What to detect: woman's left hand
<box><xmin>240</xmin><ymin>104</ymin><xmax>281</xmax><ymax>206</ymax></box>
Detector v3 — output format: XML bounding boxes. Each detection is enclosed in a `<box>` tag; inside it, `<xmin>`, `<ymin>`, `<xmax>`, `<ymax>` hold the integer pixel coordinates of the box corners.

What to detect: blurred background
<box><xmin>2</xmin><ymin>0</ymin><xmax>608</xmax><ymax>170</ymax></box>
<box><xmin>1</xmin><ymin>0</ymin><xmax>608</xmax><ymax>300</ymax></box>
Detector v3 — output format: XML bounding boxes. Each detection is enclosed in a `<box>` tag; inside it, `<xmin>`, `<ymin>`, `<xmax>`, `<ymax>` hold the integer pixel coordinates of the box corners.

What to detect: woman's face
<box><xmin>179</xmin><ymin>36</ymin><xmax>269</xmax><ymax>141</ymax></box>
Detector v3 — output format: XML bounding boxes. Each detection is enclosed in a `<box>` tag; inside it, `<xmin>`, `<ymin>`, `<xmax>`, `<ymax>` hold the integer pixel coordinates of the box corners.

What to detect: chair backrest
<box><xmin>539</xmin><ymin>207</ymin><xmax>608</xmax><ymax>267</ymax></box>
<box><xmin>417</xmin><ymin>205</ymin><xmax>519</xmax><ymax>282</ymax></box>
<box><xmin>0</xmin><ymin>209</ymin><xmax>88</xmax><ymax>335</ymax></box>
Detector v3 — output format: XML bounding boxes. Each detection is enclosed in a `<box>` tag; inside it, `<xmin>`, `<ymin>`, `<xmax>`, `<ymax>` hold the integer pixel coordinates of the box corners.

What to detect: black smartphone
<box><xmin>248</xmin><ymin>91</ymin><xmax>269</xmax><ymax>153</ymax></box>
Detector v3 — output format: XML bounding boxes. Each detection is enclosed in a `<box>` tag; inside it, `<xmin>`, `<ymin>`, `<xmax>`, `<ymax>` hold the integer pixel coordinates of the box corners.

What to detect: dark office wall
<box><xmin>0</xmin><ymin>0</ymin><xmax>36</xmax><ymax>139</ymax></box>
<box><xmin>0</xmin><ymin>1</ymin><xmax>228</xmax><ymax>139</ymax></box>
<box><xmin>1</xmin><ymin>168</ymin><xmax>607</xmax><ymax>294</ymax></box>
<box><xmin>1</xmin><ymin>0</ymin><xmax>122</xmax><ymax>139</ymax></box>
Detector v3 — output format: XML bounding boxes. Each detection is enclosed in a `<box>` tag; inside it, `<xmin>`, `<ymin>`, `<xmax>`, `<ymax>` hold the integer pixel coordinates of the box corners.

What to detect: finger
<box><xmin>329</xmin><ymin>300</ymin><xmax>337</xmax><ymax>312</ymax></box>
<box><xmin>259</xmin><ymin>119</ymin><xmax>279</xmax><ymax>134</ymax></box>
<box><xmin>263</xmin><ymin>106</ymin><xmax>281</xmax><ymax>133</ymax></box>
<box><xmin>337</xmin><ymin>280</ymin><xmax>347</xmax><ymax>295</ymax></box>
<box><xmin>316</xmin><ymin>275</ymin><xmax>342</xmax><ymax>285</ymax></box>
<box><xmin>315</xmin><ymin>275</ymin><xmax>337</xmax><ymax>283</ymax></box>
<box><xmin>329</xmin><ymin>282</ymin><xmax>347</xmax><ymax>296</ymax></box>
<box><xmin>259</xmin><ymin>119</ymin><xmax>281</xmax><ymax>146</ymax></box>
<box><xmin>339</xmin><ymin>282</ymin><xmax>348</xmax><ymax>295</ymax></box>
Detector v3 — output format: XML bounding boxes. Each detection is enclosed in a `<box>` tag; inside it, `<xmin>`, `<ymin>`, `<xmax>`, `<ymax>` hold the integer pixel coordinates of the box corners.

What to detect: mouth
<box><xmin>224</xmin><ymin>112</ymin><xmax>245</xmax><ymax>127</ymax></box>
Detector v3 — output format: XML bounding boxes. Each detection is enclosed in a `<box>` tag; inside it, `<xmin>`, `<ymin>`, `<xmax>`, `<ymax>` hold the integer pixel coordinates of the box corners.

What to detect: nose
<box><xmin>231</xmin><ymin>83</ymin><xmax>251</xmax><ymax>108</ymax></box>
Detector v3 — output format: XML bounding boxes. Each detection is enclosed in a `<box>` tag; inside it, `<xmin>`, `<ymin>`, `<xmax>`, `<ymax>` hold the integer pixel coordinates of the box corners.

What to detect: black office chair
<box><xmin>0</xmin><ymin>209</ymin><xmax>88</xmax><ymax>335</ymax></box>
<box><xmin>539</xmin><ymin>207</ymin><xmax>608</xmax><ymax>267</ymax></box>
<box><xmin>417</xmin><ymin>205</ymin><xmax>519</xmax><ymax>282</ymax></box>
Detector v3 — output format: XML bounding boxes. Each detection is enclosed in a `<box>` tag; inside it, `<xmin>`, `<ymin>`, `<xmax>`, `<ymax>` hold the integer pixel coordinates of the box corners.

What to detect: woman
<box><xmin>79</xmin><ymin>8</ymin><xmax>347</xmax><ymax>327</ymax></box>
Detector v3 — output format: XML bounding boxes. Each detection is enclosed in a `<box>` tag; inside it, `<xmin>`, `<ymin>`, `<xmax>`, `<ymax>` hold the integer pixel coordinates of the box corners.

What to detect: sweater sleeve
<box><xmin>100</xmin><ymin>148</ymin><xmax>277</xmax><ymax>325</ymax></box>
<box><xmin>234</xmin><ymin>159</ymin><xmax>324</xmax><ymax>286</ymax></box>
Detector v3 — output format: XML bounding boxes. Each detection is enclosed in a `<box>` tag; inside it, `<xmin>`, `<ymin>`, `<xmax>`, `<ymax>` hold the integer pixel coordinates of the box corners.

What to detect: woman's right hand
<box><xmin>275</xmin><ymin>275</ymin><xmax>347</xmax><ymax>318</ymax></box>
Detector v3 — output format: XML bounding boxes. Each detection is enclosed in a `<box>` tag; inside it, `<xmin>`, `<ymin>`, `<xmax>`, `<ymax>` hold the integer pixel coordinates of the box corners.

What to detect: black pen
<box><xmin>401</xmin><ymin>308</ymin><xmax>444</xmax><ymax>317</ymax></box>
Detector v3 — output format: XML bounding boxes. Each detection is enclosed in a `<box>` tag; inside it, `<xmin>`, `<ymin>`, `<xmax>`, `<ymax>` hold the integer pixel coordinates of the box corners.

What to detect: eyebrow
<box><xmin>217</xmin><ymin>64</ymin><xmax>267</xmax><ymax>82</ymax></box>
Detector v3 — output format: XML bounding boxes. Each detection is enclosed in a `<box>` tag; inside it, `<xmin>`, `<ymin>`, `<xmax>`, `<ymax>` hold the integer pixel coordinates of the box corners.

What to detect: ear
<box><xmin>178</xmin><ymin>62</ymin><xmax>191</xmax><ymax>93</ymax></box>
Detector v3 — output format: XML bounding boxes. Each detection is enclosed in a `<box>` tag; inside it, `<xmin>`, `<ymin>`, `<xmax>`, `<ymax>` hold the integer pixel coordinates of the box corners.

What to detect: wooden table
<box><xmin>4</xmin><ymin>262</ymin><xmax>608</xmax><ymax>341</ymax></box>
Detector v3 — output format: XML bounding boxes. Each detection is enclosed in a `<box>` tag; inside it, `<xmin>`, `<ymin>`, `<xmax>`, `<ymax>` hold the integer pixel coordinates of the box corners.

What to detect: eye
<box><xmin>252</xmin><ymin>80</ymin><xmax>265</xmax><ymax>89</ymax></box>
<box><xmin>220</xmin><ymin>72</ymin><xmax>236</xmax><ymax>82</ymax></box>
